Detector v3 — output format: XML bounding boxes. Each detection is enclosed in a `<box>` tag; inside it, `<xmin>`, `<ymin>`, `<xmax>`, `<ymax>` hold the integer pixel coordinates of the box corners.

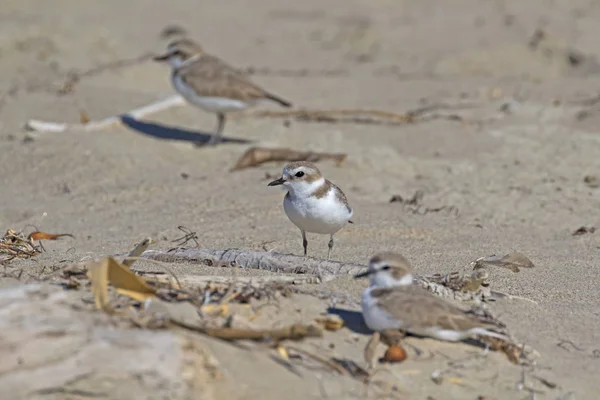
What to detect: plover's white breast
<box><xmin>283</xmin><ymin>186</ymin><xmax>352</xmax><ymax>234</ymax></box>
<box><xmin>361</xmin><ymin>286</ymin><xmax>405</xmax><ymax>332</ymax></box>
<box><xmin>172</xmin><ymin>74</ymin><xmax>250</xmax><ymax>113</ymax></box>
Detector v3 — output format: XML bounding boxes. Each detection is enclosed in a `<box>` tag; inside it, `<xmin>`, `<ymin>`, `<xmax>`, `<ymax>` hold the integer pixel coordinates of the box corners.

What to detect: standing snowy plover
<box><xmin>154</xmin><ymin>38</ymin><xmax>292</xmax><ymax>145</ymax></box>
<box><xmin>268</xmin><ymin>161</ymin><xmax>353</xmax><ymax>261</ymax></box>
<box><xmin>355</xmin><ymin>252</ymin><xmax>508</xmax><ymax>342</ymax></box>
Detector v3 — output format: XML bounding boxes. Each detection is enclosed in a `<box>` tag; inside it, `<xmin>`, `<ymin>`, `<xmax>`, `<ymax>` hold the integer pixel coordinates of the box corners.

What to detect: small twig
<box><xmin>171</xmin><ymin>320</ymin><xmax>323</xmax><ymax>342</ymax></box>
<box><xmin>171</xmin><ymin>226</ymin><xmax>200</xmax><ymax>248</ymax></box>
<box><xmin>285</xmin><ymin>345</ymin><xmax>349</xmax><ymax>375</ymax></box>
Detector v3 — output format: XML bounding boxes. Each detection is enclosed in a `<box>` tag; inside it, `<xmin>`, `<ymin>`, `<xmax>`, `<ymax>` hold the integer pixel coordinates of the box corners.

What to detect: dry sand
<box><xmin>1</xmin><ymin>0</ymin><xmax>600</xmax><ymax>399</ymax></box>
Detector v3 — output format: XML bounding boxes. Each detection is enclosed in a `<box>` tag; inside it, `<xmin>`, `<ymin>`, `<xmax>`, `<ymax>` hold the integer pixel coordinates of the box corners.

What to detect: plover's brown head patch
<box><xmin>355</xmin><ymin>252</ymin><xmax>414</xmax><ymax>287</ymax></box>
<box><xmin>282</xmin><ymin>161</ymin><xmax>323</xmax><ymax>184</ymax></box>
<box><xmin>154</xmin><ymin>38</ymin><xmax>204</xmax><ymax>62</ymax></box>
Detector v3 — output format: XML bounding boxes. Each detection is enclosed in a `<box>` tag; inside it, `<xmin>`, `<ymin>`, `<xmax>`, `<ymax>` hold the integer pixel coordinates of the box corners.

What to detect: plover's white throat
<box><xmin>154</xmin><ymin>38</ymin><xmax>292</xmax><ymax>145</ymax></box>
<box><xmin>268</xmin><ymin>161</ymin><xmax>353</xmax><ymax>261</ymax></box>
<box><xmin>355</xmin><ymin>252</ymin><xmax>508</xmax><ymax>342</ymax></box>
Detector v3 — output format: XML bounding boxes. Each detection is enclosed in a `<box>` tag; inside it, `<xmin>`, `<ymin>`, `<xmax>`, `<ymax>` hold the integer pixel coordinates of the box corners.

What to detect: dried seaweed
<box><xmin>0</xmin><ymin>228</ymin><xmax>73</xmax><ymax>264</ymax></box>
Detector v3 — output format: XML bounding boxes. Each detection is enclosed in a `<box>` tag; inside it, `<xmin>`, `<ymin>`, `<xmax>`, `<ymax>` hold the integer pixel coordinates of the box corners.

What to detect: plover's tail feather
<box><xmin>263</xmin><ymin>92</ymin><xmax>292</xmax><ymax>108</ymax></box>
<box><xmin>469</xmin><ymin>327</ymin><xmax>509</xmax><ymax>341</ymax></box>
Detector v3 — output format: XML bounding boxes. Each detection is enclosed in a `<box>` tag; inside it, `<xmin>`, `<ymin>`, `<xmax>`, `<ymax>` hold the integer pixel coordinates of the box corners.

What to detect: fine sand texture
<box><xmin>1</xmin><ymin>0</ymin><xmax>600</xmax><ymax>399</ymax></box>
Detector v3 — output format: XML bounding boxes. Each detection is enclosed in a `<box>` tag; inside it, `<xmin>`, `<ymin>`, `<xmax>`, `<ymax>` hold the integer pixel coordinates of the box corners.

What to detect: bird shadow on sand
<box><xmin>327</xmin><ymin>307</ymin><xmax>372</xmax><ymax>335</ymax></box>
<box><xmin>121</xmin><ymin>116</ymin><xmax>252</xmax><ymax>146</ymax></box>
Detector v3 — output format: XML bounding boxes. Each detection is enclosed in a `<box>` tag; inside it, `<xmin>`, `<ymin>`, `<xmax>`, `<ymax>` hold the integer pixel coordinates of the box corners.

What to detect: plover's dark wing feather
<box><xmin>372</xmin><ymin>286</ymin><xmax>503</xmax><ymax>332</ymax></box>
<box><xmin>178</xmin><ymin>54</ymin><xmax>291</xmax><ymax>106</ymax></box>
<box><xmin>329</xmin><ymin>181</ymin><xmax>352</xmax><ymax>215</ymax></box>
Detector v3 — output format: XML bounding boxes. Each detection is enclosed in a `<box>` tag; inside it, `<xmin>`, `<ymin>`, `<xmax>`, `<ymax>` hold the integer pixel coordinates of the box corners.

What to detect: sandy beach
<box><xmin>1</xmin><ymin>0</ymin><xmax>600</xmax><ymax>399</ymax></box>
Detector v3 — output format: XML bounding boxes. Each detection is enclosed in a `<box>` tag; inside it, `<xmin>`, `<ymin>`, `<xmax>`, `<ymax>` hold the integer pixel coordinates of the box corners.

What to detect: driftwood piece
<box><xmin>172</xmin><ymin>320</ymin><xmax>323</xmax><ymax>342</ymax></box>
<box><xmin>25</xmin><ymin>95</ymin><xmax>186</xmax><ymax>133</ymax></box>
<box><xmin>134</xmin><ymin>249</ymin><xmax>365</xmax><ymax>282</ymax></box>
<box><xmin>230</xmin><ymin>147</ymin><xmax>347</xmax><ymax>172</ymax></box>
<box><xmin>141</xmin><ymin>272</ymin><xmax>321</xmax><ymax>286</ymax></box>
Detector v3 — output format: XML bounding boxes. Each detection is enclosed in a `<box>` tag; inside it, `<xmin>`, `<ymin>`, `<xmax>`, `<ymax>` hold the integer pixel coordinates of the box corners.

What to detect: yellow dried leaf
<box><xmin>202</xmin><ymin>304</ymin><xmax>229</xmax><ymax>317</ymax></box>
<box><xmin>315</xmin><ymin>314</ymin><xmax>344</xmax><ymax>331</ymax></box>
<box><xmin>106</xmin><ymin>257</ymin><xmax>156</xmax><ymax>301</ymax></box>
<box><xmin>276</xmin><ymin>345</ymin><xmax>289</xmax><ymax>361</ymax></box>
<box><xmin>87</xmin><ymin>259</ymin><xmax>111</xmax><ymax>311</ymax></box>
<box><xmin>87</xmin><ymin>257</ymin><xmax>156</xmax><ymax>309</ymax></box>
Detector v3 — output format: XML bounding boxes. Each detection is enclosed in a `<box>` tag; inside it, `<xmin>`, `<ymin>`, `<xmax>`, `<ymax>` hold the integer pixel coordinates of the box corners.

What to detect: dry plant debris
<box><xmin>87</xmin><ymin>257</ymin><xmax>157</xmax><ymax>311</ymax></box>
<box><xmin>583</xmin><ymin>175</ymin><xmax>599</xmax><ymax>188</ymax></box>
<box><xmin>572</xmin><ymin>226</ymin><xmax>595</xmax><ymax>236</ymax></box>
<box><xmin>469</xmin><ymin>252</ymin><xmax>535</xmax><ymax>273</ymax></box>
<box><xmin>26</xmin><ymin>95</ymin><xmax>474</xmax><ymax>134</ymax></box>
<box><xmin>314</xmin><ymin>314</ymin><xmax>345</xmax><ymax>331</ymax></box>
<box><xmin>230</xmin><ymin>147</ymin><xmax>347</xmax><ymax>172</ymax></box>
<box><xmin>132</xmin><ymin>247</ymin><xmax>535</xmax><ymax>303</ymax></box>
<box><xmin>80</xmin><ymin>245</ymin><xmax>324</xmax><ymax>345</ymax></box>
<box><xmin>389</xmin><ymin>190</ymin><xmax>459</xmax><ymax>216</ymax></box>
<box><xmin>248</xmin><ymin>102</ymin><xmax>475</xmax><ymax>126</ymax></box>
<box><xmin>0</xmin><ymin>228</ymin><xmax>73</xmax><ymax>264</ymax></box>
<box><xmin>7</xmin><ymin>234</ymin><xmax>546</xmax><ymax>395</ymax></box>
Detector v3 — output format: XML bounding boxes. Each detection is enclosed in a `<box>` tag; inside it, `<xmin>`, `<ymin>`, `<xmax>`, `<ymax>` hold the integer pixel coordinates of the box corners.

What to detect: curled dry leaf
<box><xmin>28</xmin><ymin>231</ymin><xmax>74</xmax><ymax>241</ymax></box>
<box><xmin>122</xmin><ymin>237</ymin><xmax>153</xmax><ymax>267</ymax></box>
<box><xmin>276</xmin><ymin>344</ymin><xmax>290</xmax><ymax>361</ymax></box>
<box><xmin>314</xmin><ymin>314</ymin><xmax>344</xmax><ymax>331</ymax></box>
<box><xmin>230</xmin><ymin>147</ymin><xmax>347</xmax><ymax>172</ymax></box>
<box><xmin>473</xmin><ymin>252</ymin><xmax>535</xmax><ymax>273</ymax></box>
<box><xmin>80</xmin><ymin>110</ymin><xmax>90</xmax><ymax>124</ymax></box>
<box><xmin>87</xmin><ymin>257</ymin><xmax>156</xmax><ymax>310</ymax></box>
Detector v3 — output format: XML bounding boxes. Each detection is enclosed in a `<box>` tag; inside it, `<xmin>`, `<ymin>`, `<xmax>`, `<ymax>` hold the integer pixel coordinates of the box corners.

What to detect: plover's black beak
<box><xmin>354</xmin><ymin>269</ymin><xmax>372</xmax><ymax>279</ymax></box>
<box><xmin>268</xmin><ymin>177</ymin><xmax>286</xmax><ymax>186</ymax></box>
<box><xmin>153</xmin><ymin>52</ymin><xmax>171</xmax><ymax>62</ymax></box>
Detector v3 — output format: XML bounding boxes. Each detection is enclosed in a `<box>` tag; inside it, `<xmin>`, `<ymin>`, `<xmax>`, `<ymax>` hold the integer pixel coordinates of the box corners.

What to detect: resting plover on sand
<box><xmin>268</xmin><ymin>161</ymin><xmax>353</xmax><ymax>261</ymax></box>
<box><xmin>154</xmin><ymin>38</ymin><xmax>292</xmax><ymax>145</ymax></box>
<box><xmin>355</xmin><ymin>252</ymin><xmax>508</xmax><ymax>342</ymax></box>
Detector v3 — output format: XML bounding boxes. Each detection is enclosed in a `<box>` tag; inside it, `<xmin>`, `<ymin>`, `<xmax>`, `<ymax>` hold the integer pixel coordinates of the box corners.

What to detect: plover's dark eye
<box><xmin>295</xmin><ymin>171</ymin><xmax>305</xmax><ymax>178</ymax></box>
<box><xmin>381</xmin><ymin>265</ymin><xmax>391</xmax><ymax>271</ymax></box>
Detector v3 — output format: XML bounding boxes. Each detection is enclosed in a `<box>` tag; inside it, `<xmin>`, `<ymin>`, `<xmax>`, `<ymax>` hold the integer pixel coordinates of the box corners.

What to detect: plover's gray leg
<box><xmin>327</xmin><ymin>234</ymin><xmax>334</xmax><ymax>260</ymax></box>
<box><xmin>207</xmin><ymin>112</ymin><xmax>226</xmax><ymax>145</ymax></box>
<box><xmin>301</xmin><ymin>230</ymin><xmax>308</xmax><ymax>256</ymax></box>
<box><xmin>364</xmin><ymin>332</ymin><xmax>381</xmax><ymax>369</ymax></box>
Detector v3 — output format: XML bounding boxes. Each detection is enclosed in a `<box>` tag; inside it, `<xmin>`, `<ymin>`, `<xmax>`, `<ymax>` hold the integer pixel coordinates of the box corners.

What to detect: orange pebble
<box><xmin>383</xmin><ymin>345</ymin><xmax>407</xmax><ymax>363</ymax></box>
